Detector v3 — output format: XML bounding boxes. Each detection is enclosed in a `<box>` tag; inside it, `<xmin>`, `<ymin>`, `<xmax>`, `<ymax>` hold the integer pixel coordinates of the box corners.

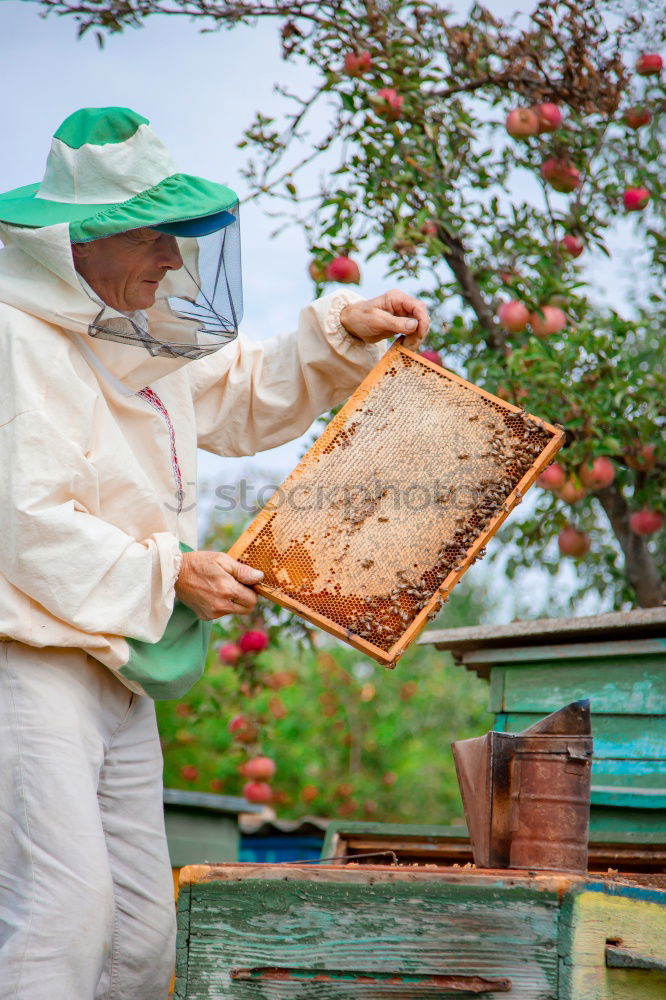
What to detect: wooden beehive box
<box><xmin>420</xmin><ymin>608</ymin><xmax>666</xmax><ymax>842</ymax></box>
<box><xmin>175</xmin><ymin>862</ymin><xmax>666</xmax><ymax>999</ymax></box>
<box><xmin>320</xmin><ymin>821</ymin><xmax>666</xmax><ymax>876</ymax></box>
<box><xmin>229</xmin><ymin>344</ymin><xmax>563</xmax><ymax>665</ymax></box>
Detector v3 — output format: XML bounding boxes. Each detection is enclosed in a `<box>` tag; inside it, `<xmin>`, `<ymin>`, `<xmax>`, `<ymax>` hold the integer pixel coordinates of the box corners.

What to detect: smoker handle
<box><xmin>605</xmin><ymin>944</ymin><xmax>666</xmax><ymax>972</ymax></box>
<box><xmin>231</xmin><ymin>967</ymin><xmax>512</xmax><ymax>991</ymax></box>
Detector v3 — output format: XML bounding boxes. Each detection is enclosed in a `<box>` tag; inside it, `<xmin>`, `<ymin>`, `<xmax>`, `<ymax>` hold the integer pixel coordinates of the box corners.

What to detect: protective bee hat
<box><xmin>0</xmin><ymin>106</ymin><xmax>242</xmax><ymax>357</ymax></box>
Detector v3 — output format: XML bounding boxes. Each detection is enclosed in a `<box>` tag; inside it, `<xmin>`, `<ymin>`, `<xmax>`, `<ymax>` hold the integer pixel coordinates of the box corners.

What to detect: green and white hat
<box><xmin>0</xmin><ymin>106</ymin><xmax>238</xmax><ymax>241</ymax></box>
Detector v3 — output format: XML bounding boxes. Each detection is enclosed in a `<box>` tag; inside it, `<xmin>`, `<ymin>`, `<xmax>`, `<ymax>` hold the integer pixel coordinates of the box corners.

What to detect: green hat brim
<box><xmin>0</xmin><ymin>174</ymin><xmax>238</xmax><ymax>242</ymax></box>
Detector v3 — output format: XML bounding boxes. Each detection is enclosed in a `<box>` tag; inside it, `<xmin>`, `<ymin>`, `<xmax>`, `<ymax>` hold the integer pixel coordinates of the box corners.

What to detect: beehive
<box><xmin>229</xmin><ymin>344</ymin><xmax>564</xmax><ymax>664</ymax></box>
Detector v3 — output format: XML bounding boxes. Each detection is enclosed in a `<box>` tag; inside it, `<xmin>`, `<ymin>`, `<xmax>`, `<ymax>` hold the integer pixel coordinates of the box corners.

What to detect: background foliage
<box><xmin>158</xmin><ymin>509</ymin><xmax>492</xmax><ymax>822</ymax></box>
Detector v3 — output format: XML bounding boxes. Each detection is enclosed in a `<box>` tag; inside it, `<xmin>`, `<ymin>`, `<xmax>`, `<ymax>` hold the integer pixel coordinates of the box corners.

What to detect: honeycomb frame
<box><xmin>229</xmin><ymin>343</ymin><xmax>565</xmax><ymax>665</ymax></box>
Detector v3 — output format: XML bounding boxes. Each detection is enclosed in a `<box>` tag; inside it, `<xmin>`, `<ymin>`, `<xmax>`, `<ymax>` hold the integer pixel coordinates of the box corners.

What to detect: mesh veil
<box><xmin>86</xmin><ymin>205</ymin><xmax>243</xmax><ymax>360</ymax></box>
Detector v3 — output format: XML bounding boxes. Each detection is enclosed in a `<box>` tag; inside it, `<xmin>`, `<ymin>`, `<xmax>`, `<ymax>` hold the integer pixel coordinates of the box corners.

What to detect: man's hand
<box><xmin>339</xmin><ymin>289</ymin><xmax>430</xmax><ymax>351</ymax></box>
<box><xmin>175</xmin><ymin>550</ymin><xmax>264</xmax><ymax>620</ymax></box>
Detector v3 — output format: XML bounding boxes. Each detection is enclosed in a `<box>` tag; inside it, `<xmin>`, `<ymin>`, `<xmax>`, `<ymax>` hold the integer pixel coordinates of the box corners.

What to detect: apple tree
<box><xmin>40</xmin><ymin>0</ymin><xmax>665</xmax><ymax>608</ymax></box>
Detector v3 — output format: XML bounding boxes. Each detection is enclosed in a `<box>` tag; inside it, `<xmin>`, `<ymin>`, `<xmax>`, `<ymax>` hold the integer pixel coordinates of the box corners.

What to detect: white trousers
<box><xmin>0</xmin><ymin>642</ymin><xmax>176</xmax><ymax>999</ymax></box>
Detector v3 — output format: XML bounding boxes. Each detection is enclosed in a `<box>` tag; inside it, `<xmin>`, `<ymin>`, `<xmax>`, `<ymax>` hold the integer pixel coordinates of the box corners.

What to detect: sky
<box><xmin>1</xmin><ymin>0</ymin><xmax>627</xmax><ymax>620</ymax></box>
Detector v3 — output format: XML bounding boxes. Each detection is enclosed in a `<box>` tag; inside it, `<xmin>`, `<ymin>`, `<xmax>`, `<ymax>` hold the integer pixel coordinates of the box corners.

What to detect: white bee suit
<box><xmin>0</xmin><ymin>217</ymin><xmax>380</xmax><ymax>998</ymax></box>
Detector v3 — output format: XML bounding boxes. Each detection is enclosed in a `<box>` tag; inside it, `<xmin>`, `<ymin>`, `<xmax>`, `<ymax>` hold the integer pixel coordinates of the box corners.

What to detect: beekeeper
<box><xmin>0</xmin><ymin>106</ymin><xmax>429</xmax><ymax>999</ymax></box>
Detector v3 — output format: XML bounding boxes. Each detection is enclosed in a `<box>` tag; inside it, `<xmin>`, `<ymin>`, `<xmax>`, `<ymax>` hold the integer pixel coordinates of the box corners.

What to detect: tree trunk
<box><xmin>596</xmin><ymin>483</ymin><xmax>665</xmax><ymax>608</ymax></box>
<box><xmin>434</xmin><ymin>224</ymin><xmax>508</xmax><ymax>353</ymax></box>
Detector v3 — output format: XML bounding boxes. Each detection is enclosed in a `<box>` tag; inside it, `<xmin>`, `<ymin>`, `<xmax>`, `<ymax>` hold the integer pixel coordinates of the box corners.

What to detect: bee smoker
<box><xmin>452</xmin><ymin>700</ymin><xmax>593</xmax><ymax>874</ymax></box>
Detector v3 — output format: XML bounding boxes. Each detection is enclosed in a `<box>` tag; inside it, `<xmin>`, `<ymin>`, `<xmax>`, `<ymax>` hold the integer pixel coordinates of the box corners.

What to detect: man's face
<box><xmin>71</xmin><ymin>227</ymin><xmax>184</xmax><ymax>312</ymax></box>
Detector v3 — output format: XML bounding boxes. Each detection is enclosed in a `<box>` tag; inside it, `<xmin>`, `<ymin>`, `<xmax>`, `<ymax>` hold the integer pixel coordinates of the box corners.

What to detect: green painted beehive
<box><xmin>175</xmin><ymin>862</ymin><xmax>666</xmax><ymax>999</ymax></box>
<box><xmin>421</xmin><ymin>608</ymin><xmax>666</xmax><ymax>841</ymax></box>
<box><xmin>164</xmin><ymin>789</ymin><xmax>262</xmax><ymax>870</ymax></box>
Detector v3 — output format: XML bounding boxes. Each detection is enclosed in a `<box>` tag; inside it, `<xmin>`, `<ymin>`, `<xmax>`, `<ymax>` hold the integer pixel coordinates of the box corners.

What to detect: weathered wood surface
<box><xmin>321</xmin><ymin>822</ymin><xmax>469</xmax><ymax>862</ymax></box>
<box><xmin>419</xmin><ymin>608</ymin><xmax>666</xmax><ymax>655</ymax></box>
<box><xmin>489</xmin><ymin>659</ymin><xmax>666</xmax><ymax>715</ymax></box>
<box><xmin>176</xmin><ymin>865</ymin><xmax>562</xmax><ymax>999</ymax></box>
<box><xmin>559</xmin><ymin>884</ymin><xmax>666</xmax><ymax>999</ymax></box>
<box><xmin>459</xmin><ymin>641</ymin><xmax>666</xmax><ymax>681</ymax></box>
<box><xmin>176</xmin><ymin>866</ymin><xmax>666</xmax><ymax>1000</ymax></box>
<box><xmin>322</xmin><ymin>821</ymin><xmax>666</xmax><ymax>873</ymax></box>
<box><xmin>178</xmin><ymin>863</ymin><xmax>577</xmax><ymax>890</ymax></box>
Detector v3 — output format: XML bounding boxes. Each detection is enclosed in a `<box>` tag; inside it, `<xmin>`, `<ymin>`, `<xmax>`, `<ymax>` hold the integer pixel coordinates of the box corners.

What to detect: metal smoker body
<box><xmin>452</xmin><ymin>700</ymin><xmax>593</xmax><ymax>873</ymax></box>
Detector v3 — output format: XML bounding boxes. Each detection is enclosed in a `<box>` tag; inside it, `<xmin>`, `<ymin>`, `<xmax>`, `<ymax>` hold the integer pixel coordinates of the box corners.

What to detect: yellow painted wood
<box><xmin>560</xmin><ymin>888</ymin><xmax>666</xmax><ymax>999</ymax></box>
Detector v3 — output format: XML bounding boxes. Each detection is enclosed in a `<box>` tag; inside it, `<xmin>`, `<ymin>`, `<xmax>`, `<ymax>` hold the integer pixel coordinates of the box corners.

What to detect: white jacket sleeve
<box><xmin>188</xmin><ymin>290</ymin><xmax>385</xmax><ymax>456</ymax></box>
<box><xmin>0</xmin><ymin>404</ymin><xmax>182</xmax><ymax>643</ymax></box>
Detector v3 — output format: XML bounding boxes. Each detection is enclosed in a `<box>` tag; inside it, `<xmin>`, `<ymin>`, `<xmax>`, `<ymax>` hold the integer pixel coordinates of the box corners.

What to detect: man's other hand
<box><xmin>175</xmin><ymin>550</ymin><xmax>264</xmax><ymax>620</ymax></box>
<box><xmin>340</xmin><ymin>289</ymin><xmax>430</xmax><ymax>351</ymax></box>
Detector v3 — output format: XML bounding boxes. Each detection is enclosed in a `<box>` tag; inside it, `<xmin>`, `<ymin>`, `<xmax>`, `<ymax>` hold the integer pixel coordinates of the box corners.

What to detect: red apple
<box><xmin>420</xmin><ymin>348</ymin><xmax>442</xmax><ymax>366</ymax></box>
<box><xmin>560</xmin><ymin>234</ymin><xmax>584</xmax><ymax>258</ymax></box>
<box><xmin>624</xmin><ymin>107</ymin><xmax>652</xmax><ymax>130</ymax></box>
<box><xmin>497</xmin><ymin>300</ymin><xmax>530</xmax><ymax>333</ymax></box>
<box><xmin>629</xmin><ymin>509</ymin><xmax>664</xmax><ymax>536</ymax></box>
<box><xmin>238</xmin><ymin>630</ymin><xmax>269</xmax><ymax>654</ymax></box>
<box><xmin>579</xmin><ymin>456</ymin><xmax>615</xmax><ymax>490</ymax></box>
<box><xmin>530</xmin><ymin>305</ymin><xmax>567</xmax><ymax>337</ymax></box>
<box><xmin>505</xmin><ymin>107</ymin><xmax>540</xmax><ymax>138</ymax></box>
<box><xmin>269</xmin><ymin>696</ymin><xmax>287</xmax><ymax>720</ymax></box>
<box><xmin>541</xmin><ymin>158</ymin><xmax>581</xmax><ymax>193</ymax></box>
<box><xmin>400</xmin><ymin>681</ymin><xmax>418</xmax><ymax>700</ymax></box>
<box><xmin>623</xmin><ymin>187</ymin><xmax>650</xmax><ymax>211</ymax></box>
<box><xmin>301</xmin><ymin>784</ymin><xmax>319</xmax><ymax>804</ymax></box>
<box><xmin>264</xmin><ymin>669</ymin><xmax>297</xmax><ymax>690</ymax></box>
<box><xmin>535</xmin><ymin>103</ymin><xmax>563</xmax><ymax>132</ymax></box>
<box><xmin>228</xmin><ymin>714</ymin><xmax>259</xmax><ymax>743</ymax></box>
<box><xmin>555</xmin><ymin>477</ymin><xmax>588</xmax><ymax>504</ymax></box>
<box><xmin>343</xmin><ymin>50</ymin><xmax>372</xmax><ymax>77</ymax></box>
<box><xmin>558</xmin><ymin>525</ymin><xmax>591</xmax><ymax>558</ymax></box>
<box><xmin>636</xmin><ymin>53</ymin><xmax>663</xmax><ymax>76</ymax></box>
<box><xmin>336</xmin><ymin>782</ymin><xmax>354</xmax><ymax>799</ymax></box>
<box><xmin>538</xmin><ymin>462</ymin><xmax>567</xmax><ymax>491</ymax></box>
<box><xmin>175</xmin><ymin>701</ymin><xmax>192</xmax><ymax>717</ymax></box>
<box><xmin>209</xmin><ymin>778</ymin><xmax>224</xmax><ymax>793</ymax></box>
<box><xmin>625</xmin><ymin>443</ymin><xmax>657</xmax><ymax>471</ymax></box>
<box><xmin>180</xmin><ymin>765</ymin><xmax>199</xmax><ymax>782</ymax></box>
<box><xmin>420</xmin><ymin>219</ymin><xmax>438</xmax><ymax>236</ymax></box>
<box><xmin>370</xmin><ymin>87</ymin><xmax>403</xmax><ymax>121</ymax></box>
<box><xmin>325</xmin><ymin>255</ymin><xmax>361</xmax><ymax>284</ymax></box>
<box><xmin>218</xmin><ymin>642</ymin><xmax>242</xmax><ymax>665</ymax></box>
<box><xmin>240</xmin><ymin>756</ymin><xmax>277</xmax><ymax>781</ymax></box>
<box><xmin>308</xmin><ymin>259</ymin><xmax>327</xmax><ymax>282</ymax></box>
<box><xmin>243</xmin><ymin>781</ymin><xmax>273</xmax><ymax>805</ymax></box>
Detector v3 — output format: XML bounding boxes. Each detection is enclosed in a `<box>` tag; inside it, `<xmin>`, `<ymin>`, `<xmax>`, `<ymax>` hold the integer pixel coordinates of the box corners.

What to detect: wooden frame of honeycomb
<box><xmin>229</xmin><ymin>343</ymin><xmax>565</xmax><ymax>665</ymax></box>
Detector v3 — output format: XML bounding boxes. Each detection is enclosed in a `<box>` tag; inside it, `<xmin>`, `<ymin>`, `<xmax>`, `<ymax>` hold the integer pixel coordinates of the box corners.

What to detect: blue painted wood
<box><xmin>591</xmin><ymin>787</ymin><xmax>666</xmax><ymax>809</ymax></box>
<box><xmin>591</xmin><ymin>758</ymin><xmax>666</xmax><ymax>782</ymax></box>
<box><xmin>494</xmin><ymin>713</ymin><xmax>666</xmax><ymax>760</ymax></box>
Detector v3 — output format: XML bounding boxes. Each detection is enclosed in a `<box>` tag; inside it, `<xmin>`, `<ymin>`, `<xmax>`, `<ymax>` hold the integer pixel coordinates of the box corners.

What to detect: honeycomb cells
<box><xmin>236</xmin><ymin>349</ymin><xmax>557</xmax><ymax>659</ymax></box>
